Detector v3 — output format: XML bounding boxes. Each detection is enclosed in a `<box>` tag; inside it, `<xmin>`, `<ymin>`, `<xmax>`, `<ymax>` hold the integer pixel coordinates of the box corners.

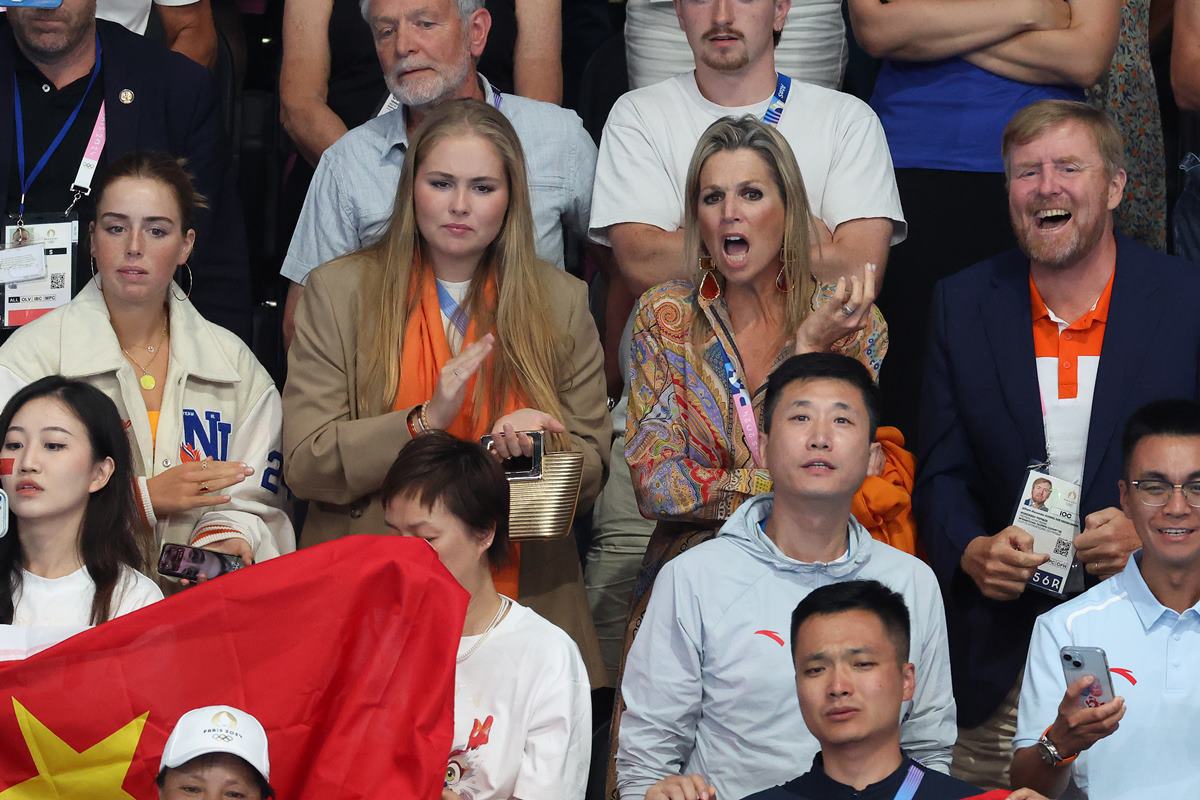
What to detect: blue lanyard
<box><xmin>436</xmin><ymin>281</ymin><xmax>469</xmax><ymax>337</ymax></box>
<box><xmin>892</xmin><ymin>764</ymin><xmax>925</xmax><ymax>800</ymax></box>
<box><xmin>12</xmin><ymin>33</ymin><xmax>103</xmax><ymax>220</ymax></box>
<box><xmin>762</xmin><ymin>73</ymin><xmax>791</xmax><ymax>126</ymax></box>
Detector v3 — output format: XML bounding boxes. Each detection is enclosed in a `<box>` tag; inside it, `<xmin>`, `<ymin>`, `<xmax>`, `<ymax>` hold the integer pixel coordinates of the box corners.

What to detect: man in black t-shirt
<box><xmin>740</xmin><ymin>582</ymin><xmax>1046</xmax><ymax>800</ymax></box>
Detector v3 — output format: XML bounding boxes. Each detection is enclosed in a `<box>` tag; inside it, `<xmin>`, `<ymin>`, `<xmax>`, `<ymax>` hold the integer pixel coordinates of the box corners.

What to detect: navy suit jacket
<box><xmin>0</xmin><ymin>19</ymin><xmax>251</xmax><ymax>340</ymax></box>
<box><xmin>915</xmin><ymin>234</ymin><xmax>1200</xmax><ymax>727</ymax></box>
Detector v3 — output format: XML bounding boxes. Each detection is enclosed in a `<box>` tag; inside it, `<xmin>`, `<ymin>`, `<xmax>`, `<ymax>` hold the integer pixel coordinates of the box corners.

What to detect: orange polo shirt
<box><xmin>1030</xmin><ymin>271</ymin><xmax>1114</xmax><ymax>485</ymax></box>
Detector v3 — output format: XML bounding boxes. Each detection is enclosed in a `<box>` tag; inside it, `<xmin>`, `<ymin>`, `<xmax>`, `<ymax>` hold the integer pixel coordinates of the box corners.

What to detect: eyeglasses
<box><xmin>1129</xmin><ymin>480</ymin><xmax>1200</xmax><ymax>508</ymax></box>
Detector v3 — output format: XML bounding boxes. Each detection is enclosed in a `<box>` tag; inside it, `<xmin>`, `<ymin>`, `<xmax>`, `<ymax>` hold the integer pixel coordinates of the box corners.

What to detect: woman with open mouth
<box><xmin>611</xmin><ymin>114</ymin><xmax>912</xmax><ymax>780</ymax></box>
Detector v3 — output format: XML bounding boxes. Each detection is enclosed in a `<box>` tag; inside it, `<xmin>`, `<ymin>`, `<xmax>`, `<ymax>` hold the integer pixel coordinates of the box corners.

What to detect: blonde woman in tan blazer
<box><xmin>282</xmin><ymin>99</ymin><xmax>608</xmax><ymax>686</ymax></box>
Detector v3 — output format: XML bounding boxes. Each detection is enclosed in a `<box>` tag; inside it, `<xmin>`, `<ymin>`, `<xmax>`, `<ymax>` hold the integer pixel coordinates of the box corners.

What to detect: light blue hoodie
<box><xmin>616</xmin><ymin>493</ymin><xmax>957</xmax><ymax>800</ymax></box>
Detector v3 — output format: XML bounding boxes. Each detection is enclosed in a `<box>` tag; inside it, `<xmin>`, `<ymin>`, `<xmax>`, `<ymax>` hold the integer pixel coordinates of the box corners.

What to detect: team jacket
<box><xmin>0</xmin><ymin>279</ymin><xmax>295</xmax><ymax>567</ymax></box>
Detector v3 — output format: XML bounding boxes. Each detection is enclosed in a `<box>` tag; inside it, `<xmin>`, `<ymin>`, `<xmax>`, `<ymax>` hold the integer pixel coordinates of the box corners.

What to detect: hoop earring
<box><xmin>698</xmin><ymin>254</ymin><xmax>721</xmax><ymax>301</ymax></box>
<box><xmin>172</xmin><ymin>262</ymin><xmax>193</xmax><ymax>302</ymax></box>
<box><xmin>90</xmin><ymin>256</ymin><xmax>102</xmax><ymax>290</ymax></box>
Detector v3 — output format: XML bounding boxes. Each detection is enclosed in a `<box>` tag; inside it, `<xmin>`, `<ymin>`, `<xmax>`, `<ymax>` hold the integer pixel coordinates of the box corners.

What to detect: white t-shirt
<box><xmin>12</xmin><ymin>565</ymin><xmax>163</xmax><ymax>627</ymax></box>
<box><xmin>97</xmin><ymin>0</ymin><xmax>198</xmax><ymax>37</ymax></box>
<box><xmin>588</xmin><ymin>72</ymin><xmax>906</xmax><ymax>246</ymax></box>
<box><xmin>447</xmin><ymin>600</ymin><xmax>591</xmax><ymax>800</ymax></box>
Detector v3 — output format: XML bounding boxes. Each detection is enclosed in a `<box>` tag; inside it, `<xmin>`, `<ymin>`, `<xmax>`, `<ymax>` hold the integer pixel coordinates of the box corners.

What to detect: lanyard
<box><xmin>724</xmin><ymin>355</ymin><xmax>762</xmax><ymax>468</ymax></box>
<box><xmin>13</xmin><ymin>33</ymin><xmax>104</xmax><ymax>222</ymax></box>
<box><xmin>762</xmin><ymin>73</ymin><xmax>791</xmax><ymax>126</ymax></box>
<box><xmin>892</xmin><ymin>764</ymin><xmax>925</xmax><ymax>800</ymax></box>
<box><xmin>436</xmin><ymin>280</ymin><xmax>469</xmax><ymax>337</ymax></box>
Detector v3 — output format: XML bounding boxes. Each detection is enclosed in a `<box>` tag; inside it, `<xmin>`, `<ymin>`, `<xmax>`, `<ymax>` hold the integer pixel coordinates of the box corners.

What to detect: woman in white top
<box><xmin>0</xmin><ymin>153</ymin><xmax>294</xmax><ymax>576</ymax></box>
<box><xmin>381</xmin><ymin>432</ymin><xmax>591</xmax><ymax>800</ymax></box>
<box><xmin>0</xmin><ymin>376</ymin><xmax>162</xmax><ymax>626</ymax></box>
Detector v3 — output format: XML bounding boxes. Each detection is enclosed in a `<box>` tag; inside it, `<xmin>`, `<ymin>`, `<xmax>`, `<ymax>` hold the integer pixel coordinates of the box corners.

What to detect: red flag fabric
<box><xmin>962</xmin><ymin>791</ymin><xmax>1015</xmax><ymax>799</ymax></box>
<box><xmin>0</xmin><ymin>535</ymin><xmax>468</xmax><ymax>798</ymax></box>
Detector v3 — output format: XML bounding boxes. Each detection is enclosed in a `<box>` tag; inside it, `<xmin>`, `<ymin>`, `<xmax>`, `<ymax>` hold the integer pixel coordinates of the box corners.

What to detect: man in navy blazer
<box><xmin>915</xmin><ymin>100</ymin><xmax>1200</xmax><ymax>788</ymax></box>
<box><xmin>0</xmin><ymin>2</ymin><xmax>251</xmax><ymax>340</ymax></box>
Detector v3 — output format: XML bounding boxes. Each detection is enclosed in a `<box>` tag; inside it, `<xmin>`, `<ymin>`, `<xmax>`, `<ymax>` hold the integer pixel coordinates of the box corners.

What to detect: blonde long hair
<box><xmin>682</xmin><ymin>116</ymin><xmax>817</xmax><ymax>345</ymax></box>
<box><xmin>356</xmin><ymin>99</ymin><xmax>566</xmax><ymax>437</ymax></box>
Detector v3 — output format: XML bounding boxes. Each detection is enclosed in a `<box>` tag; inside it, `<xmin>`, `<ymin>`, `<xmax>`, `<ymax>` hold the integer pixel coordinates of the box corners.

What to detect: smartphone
<box><xmin>0</xmin><ymin>489</ymin><xmax>8</xmax><ymax>539</ymax></box>
<box><xmin>1060</xmin><ymin>646</ymin><xmax>1116</xmax><ymax>708</ymax></box>
<box><xmin>479</xmin><ymin>430</ymin><xmax>544</xmax><ymax>481</ymax></box>
<box><xmin>157</xmin><ymin>543</ymin><xmax>244</xmax><ymax>582</ymax></box>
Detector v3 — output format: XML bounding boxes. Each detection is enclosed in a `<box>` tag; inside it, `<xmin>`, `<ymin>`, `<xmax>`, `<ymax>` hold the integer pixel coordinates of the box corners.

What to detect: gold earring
<box><xmin>698</xmin><ymin>254</ymin><xmax>721</xmax><ymax>301</ymax></box>
<box><xmin>172</xmin><ymin>263</ymin><xmax>193</xmax><ymax>302</ymax></box>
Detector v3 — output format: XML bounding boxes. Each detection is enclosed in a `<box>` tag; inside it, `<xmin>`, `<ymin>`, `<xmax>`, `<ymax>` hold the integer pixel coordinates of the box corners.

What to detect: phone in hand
<box><xmin>479</xmin><ymin>430</ymin><xmax>544</xmax><ymax>481</ymax></box>
<box><xmin>0</xmin><ymin>489</ymin><xmax>8</xmax><ymax>539</ymax></box>
<box><xmin>1060</xmin><ymin>646</ymin><xmax>1116</xmax><ymax>708</ymax></box>
<box><xmin>157</xmin><ymin>543</ymin><xmax>244</xmax><ymax>582</ymax></box>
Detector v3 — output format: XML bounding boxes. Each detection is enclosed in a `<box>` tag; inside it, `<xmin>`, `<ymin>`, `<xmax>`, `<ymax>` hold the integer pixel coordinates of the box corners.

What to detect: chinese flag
<box><xmin>963</xmin><ymin>792</ymin><xmax>1014</xmax><ymax>799</ymax></box>
<box><xmin>0</xmin><ymin>535</ymin><xmax>467</xmax><ymax>798</ymax></box>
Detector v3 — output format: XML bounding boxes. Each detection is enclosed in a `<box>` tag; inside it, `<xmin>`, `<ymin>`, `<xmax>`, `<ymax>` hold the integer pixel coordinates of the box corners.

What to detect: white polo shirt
<box><xmin>1014</xmin><ymin>552</ymin><xmax>1200</xmax><ymax>800</ymax></box>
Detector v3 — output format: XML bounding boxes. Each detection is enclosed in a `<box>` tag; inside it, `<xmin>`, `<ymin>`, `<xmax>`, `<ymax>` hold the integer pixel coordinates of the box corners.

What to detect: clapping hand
<box><xmin>425</xmin><ymin>334</ymin><xmax>495</xmax><ymax>429</ymax></box>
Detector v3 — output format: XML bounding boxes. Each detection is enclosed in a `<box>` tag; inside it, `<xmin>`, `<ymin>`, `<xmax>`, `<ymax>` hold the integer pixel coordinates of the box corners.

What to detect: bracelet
<box><xmin>406</xmin><ymin>405</ymin><xmax>426</xmax><ymax>439</ymax></box>
<box><xmin>420</xmin><ymin>403</ymin><xmax>434</xmax><ymax>432</ymax></box>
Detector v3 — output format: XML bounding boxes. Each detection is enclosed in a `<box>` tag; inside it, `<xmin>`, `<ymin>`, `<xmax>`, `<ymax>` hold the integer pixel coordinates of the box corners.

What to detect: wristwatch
<box><xmin>1036</xmin><ymin>726</ymin><xmax>1078</xmax><ymax>767</ymax></box>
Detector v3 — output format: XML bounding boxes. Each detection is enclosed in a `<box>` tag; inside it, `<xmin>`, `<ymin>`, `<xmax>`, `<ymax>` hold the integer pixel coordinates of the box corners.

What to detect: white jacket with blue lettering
<box><xmin>0</xmin><ymin>279</ymin><xmax>295</xmax><ymax>567</ymax></box>
<box><xmin>616</xmin><ymin>493</ymin><xmax>956</xmax><ymax>800</ymax></box>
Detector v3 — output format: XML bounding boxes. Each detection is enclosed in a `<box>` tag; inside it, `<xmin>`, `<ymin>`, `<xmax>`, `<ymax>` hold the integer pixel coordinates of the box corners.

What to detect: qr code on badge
<box><xmin>1053</xmin><ymin>538</ymin><xmax>1072</xmax><ymax>557</ymax></box>
<box><xmin>49</xmin><ymin>273</ymin><xmax>64</xmax><ymax>290</ymax></box>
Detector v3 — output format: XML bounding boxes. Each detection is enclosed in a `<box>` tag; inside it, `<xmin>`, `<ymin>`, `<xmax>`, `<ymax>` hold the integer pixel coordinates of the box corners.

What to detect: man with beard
<box><xmin>279</xmin><ymin>0</ymin><xmax>596</xmax><ymax>347</ymax></box>
<box><xmin>914</xmin><ymin>99</ymin><xmax>1200</xmax><ymax>791</ymax></box>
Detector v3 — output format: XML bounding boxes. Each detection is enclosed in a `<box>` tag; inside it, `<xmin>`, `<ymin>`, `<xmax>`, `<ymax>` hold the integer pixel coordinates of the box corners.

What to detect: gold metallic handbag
<box><xmin>481</xmin><ymin>431</ymin><xmax>583</xmax><ymax>541</ymax></box>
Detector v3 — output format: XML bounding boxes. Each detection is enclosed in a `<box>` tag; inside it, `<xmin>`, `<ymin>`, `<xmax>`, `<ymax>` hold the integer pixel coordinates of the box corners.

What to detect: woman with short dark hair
<box><xmin>381</xmin><ymin>432</ymin><xmax>591</xmax><ymax>800</ymax></box>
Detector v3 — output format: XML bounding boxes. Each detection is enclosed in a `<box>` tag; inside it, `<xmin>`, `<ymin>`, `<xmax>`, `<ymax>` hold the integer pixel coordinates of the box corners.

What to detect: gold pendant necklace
<box><xmin>121</xmin><ymin>321</ymin><xmax>168</xmax><ymax>392</ymax></box>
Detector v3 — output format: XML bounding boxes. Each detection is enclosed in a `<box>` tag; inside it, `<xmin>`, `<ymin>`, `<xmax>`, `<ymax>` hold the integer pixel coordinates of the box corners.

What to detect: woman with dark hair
<box><xmin>0</xmin><ymin>376</ymin><xmax>161</xmax><ymax>626</ymax></box>
<box><xmin>0</xmin><ymin>152</ymin><xmax>295</xmax><ymax>580</ymax></box>
<box><xmin>381</xmin><ymin>432</ymin><xmax>591</xmax><ymax>800</ymax></box>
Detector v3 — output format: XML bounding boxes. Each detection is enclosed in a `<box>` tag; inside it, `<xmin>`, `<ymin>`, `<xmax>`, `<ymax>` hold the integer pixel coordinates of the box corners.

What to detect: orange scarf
<box><xmin>851</xmin><ymin>426</ymin><xmax>919</xmax><ymax>557</ymax></box>
<box><xmin>394</xmin><ymin>266</ymin><xmax>523</xmax><ymax>596</ymax></box>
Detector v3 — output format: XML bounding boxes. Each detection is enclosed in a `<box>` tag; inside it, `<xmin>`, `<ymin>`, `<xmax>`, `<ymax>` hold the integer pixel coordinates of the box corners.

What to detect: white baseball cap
<box><xmin>159</xmin><ymin>705</ymin><xmax>274</xmax><ymax>795</ymax></box>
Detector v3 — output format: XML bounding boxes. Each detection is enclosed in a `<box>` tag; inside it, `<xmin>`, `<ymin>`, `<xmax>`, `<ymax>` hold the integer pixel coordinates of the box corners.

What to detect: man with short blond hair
<box><xmin>915</xmin><ymin>99</ymin><xmax>1200</xmax><ymax>790</ymax></box>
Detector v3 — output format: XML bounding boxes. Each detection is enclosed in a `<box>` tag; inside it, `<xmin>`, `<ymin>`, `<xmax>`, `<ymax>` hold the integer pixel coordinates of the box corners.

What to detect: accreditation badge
<box><xmin>2</xmin><ymin>213</ymin><xmax>76</xmax><ymax>328</ymax></box>
<box><xmin>1012</xmin><ymin>470</ymin><xmax>1081</xmax><ymax>598</ymax></box>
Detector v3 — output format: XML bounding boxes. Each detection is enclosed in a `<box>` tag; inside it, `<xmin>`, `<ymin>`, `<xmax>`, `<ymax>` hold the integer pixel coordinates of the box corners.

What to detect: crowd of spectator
<box><xmin>1</xmin><ymin>0</ymin><xmax>1199</xmax><ymax>796</ymax></box>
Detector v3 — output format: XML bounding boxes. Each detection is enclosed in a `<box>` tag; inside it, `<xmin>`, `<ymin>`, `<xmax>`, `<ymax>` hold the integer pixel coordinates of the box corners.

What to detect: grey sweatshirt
<box><xmin>616</xmin><ymin>493</ymin><xmax>957</xmax><ymax>799</ymax></box>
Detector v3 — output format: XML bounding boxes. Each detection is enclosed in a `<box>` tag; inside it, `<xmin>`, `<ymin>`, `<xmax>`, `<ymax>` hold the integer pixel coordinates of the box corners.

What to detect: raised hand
<box><xmin>425</xmin><ymin>334</ymin><xmax>496</xmax><ymax>429</ymax></box>
<box><xmin>794</xmin><ymin>262</ymin><xmax>878</xmax><ymax>355</ymax></box>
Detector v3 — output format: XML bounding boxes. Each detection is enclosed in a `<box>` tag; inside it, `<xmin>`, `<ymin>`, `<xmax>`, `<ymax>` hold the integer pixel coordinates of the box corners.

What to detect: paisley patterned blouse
<box><xmin>625</xmin><ymin>279</ymin><xmax>888</xmax><ymax>522</ymax></box>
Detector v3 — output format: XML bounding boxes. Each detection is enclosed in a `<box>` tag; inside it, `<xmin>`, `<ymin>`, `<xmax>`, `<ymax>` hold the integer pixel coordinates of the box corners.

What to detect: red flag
<box><xmin>0</xmin><ymin>535</ymin><xmax>468</xmax><ymax>798</ymax></box>
<box><xmin>962</xmin><ymin>791</ymin><xmax>1014</xmax><ymax>800</ymax></box>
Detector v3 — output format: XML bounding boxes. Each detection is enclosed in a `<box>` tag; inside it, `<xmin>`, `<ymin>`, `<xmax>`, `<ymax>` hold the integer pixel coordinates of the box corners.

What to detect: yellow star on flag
<box><xmin>0</xmin><ymin>698</ymin><xmax>147</xmax><ymax>799</ymax></box>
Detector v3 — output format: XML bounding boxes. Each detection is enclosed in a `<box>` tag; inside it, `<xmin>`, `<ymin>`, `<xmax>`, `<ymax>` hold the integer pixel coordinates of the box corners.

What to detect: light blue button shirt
<box><xmin>281</xmin><ymin>75</ymin><xmax>596</xmax><ymax>284</ymax></box>
<box><xmin>1015</xmin><ymin>552</ymin><xmax>1200</xmax><ymax>800</ymax></box>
